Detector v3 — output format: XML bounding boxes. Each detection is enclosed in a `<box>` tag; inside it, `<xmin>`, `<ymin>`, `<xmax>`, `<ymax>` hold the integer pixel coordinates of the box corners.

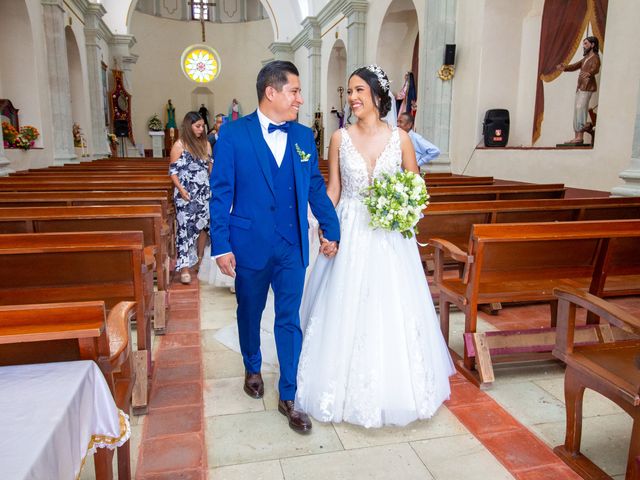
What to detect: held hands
<box><xmin>216</xmin><ymin>252</ymin><xmax>236</xmax><ymax>278</ymax></box>
<box><xmin>320</xmin><ymin>239</ymin><xmax>339</xmax><ymax>258</ymax></box>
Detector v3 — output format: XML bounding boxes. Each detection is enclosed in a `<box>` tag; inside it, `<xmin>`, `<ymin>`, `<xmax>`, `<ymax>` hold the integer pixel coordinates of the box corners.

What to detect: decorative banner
<box><xmin>180</xmin><ymin>44</ymin><xmax>221</xmax><ymax>83</ymax></box>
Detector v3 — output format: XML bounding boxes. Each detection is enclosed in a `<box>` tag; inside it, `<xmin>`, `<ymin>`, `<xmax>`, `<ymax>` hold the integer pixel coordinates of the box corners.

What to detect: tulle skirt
<box><xmin>295</xmin><ymin>197</ymin><xmax>455</xmax><ymax>428</ymax></box>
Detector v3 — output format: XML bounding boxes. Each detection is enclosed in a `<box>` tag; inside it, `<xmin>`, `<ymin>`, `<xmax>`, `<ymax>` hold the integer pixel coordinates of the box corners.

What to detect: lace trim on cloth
<box><xmin>77</xmin><ymin>409</ymin><xmax>131</xmax><ymax>479</ymax></box>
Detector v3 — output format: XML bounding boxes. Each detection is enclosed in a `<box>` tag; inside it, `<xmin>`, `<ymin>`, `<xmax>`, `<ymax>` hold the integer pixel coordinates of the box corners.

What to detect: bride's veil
<box><xmin>383</xmin><ymin>89</ymin><xmax>397</xmax><ymax>127</ymax></box>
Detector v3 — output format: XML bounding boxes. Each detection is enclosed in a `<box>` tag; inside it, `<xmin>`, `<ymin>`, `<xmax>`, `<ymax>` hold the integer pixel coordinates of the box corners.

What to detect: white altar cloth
<box><xmin>0</xmin><ymin>361</ymin><xmax>130</xmax><ymax>479</ymax></box>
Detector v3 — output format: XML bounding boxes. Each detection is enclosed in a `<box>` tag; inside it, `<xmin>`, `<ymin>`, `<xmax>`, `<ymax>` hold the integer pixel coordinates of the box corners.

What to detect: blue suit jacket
<box><xmin>210</xmin><ymin>111</ymin><xmax>340</xmax><ymax>270</ymax></box>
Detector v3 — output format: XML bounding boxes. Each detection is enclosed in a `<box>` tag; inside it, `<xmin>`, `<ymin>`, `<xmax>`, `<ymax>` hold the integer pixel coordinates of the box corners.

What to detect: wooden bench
<box><xmin>0</xmin><ymin>205</ymin><xmax>171</xmax><ymax>333</ymax></box>
<box><xmin>432</xmin><ymin>219</ymin><xmax>640</xmax><ymax>385</ymax></box>
<box><xmin>418</xmin><ymin>196</ymin><xmax>640</xmax><ymax>273</ymax></box>
<box><xmin>0</xmin><ymin>231</ymin><xmax>154</xmax><ymax>413</ymax></box>
<box><xmin>427</xmin><ymin>183</ymin><xmax>566</xmax><ymax>202</ymax></box>
<box><xmin>0</xmin><ymin>300</ymin><xmax>136</xmax><ymax>480</ymax></box>
<box><xmin>552</xmin><ymin>287</ymin><xmax>640</xmax><ymax>480</ymax></box>
<box><xmin>0</xmin><ymin>178</ymin><xmax>172</xmax><ymax>193</ymax></box>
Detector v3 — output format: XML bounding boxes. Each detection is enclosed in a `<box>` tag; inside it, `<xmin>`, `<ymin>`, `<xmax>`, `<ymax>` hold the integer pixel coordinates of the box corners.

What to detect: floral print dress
<box><xmin>169</xmin><ymin>149</ymin><xmax>211</xmax><ymax>270</ymax></box>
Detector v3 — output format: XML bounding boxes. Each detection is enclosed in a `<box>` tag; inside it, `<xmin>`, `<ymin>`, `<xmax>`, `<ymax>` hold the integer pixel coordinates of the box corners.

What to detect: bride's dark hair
<box><xmin>349</xmin><ymin>66</ymin><xmax>392</xmax><ymax>119</ymax></box>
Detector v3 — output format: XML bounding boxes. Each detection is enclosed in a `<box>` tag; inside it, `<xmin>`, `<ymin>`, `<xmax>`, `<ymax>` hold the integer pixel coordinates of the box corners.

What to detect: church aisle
<box><xmin>199</xmin><ymin>284</ymin><xmax>585</xmax><ymax>480</ymax></box>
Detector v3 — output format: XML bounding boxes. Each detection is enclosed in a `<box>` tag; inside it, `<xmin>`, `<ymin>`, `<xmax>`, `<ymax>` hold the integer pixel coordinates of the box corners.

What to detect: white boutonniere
<box><xmin>295</xmin><ymin>143</ymin><xmax>311</xmax><ymax>163</ymax></box>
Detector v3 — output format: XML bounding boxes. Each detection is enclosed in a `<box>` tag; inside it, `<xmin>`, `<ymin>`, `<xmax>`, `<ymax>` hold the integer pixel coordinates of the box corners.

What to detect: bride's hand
<box><xmin>320</xmin><ymin>239</ymin><xmax>338</xmax><ymax>258</ymax></box>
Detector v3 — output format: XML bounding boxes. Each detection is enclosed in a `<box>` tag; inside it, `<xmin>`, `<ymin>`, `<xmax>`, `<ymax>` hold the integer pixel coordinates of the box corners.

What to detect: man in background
<box><xmin>397</xmin><ymin>112</ymin><xmax>440</xmax><ymax>167</ymax></box>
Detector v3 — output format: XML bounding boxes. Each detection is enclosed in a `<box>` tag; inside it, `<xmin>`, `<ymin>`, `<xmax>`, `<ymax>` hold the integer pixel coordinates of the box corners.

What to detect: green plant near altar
<box><xmin>148</xmin><ymin>114</ymin><xmax>163</xmax><ymax>131</ymax></box>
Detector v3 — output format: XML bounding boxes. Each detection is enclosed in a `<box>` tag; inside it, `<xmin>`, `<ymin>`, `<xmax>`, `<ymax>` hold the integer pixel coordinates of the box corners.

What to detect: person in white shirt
<box><xmin>397</xmin><ymin>112</ymin><xmax>440</xmax><ymax>167</ymax></box>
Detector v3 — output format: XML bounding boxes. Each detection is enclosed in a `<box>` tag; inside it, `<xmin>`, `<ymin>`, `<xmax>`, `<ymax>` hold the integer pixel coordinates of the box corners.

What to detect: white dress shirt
<box><xmin>257</xmin><ymin>108</ymin><xmax>287</xmax><ymax>167</ymax></box>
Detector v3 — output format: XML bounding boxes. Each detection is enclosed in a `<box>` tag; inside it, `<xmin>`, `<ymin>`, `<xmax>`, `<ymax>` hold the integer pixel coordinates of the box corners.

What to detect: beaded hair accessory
<box><xmin>366</xmin><ymin>64</ymin><xmax>390</xmax><ymax>93</ymax></box>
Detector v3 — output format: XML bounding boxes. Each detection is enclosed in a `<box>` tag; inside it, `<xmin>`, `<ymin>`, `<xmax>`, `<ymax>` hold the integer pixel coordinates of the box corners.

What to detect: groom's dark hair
<box><xmin>256</xmin><ymin>61</ymin><xmax>299</xmax><ymax>102</ymax></box>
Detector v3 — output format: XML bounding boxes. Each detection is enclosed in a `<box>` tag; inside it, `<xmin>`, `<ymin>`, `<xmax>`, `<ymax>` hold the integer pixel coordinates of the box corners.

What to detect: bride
<box><xmin>295</xmin><ymin>65</ymin><xmax>455</xmax><ymax>428</ymax></box>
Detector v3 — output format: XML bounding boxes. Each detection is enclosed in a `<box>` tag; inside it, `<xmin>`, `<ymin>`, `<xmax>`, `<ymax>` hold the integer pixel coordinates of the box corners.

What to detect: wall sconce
<box><xmin>438</xmin><ymin>44</ymin><xmax>456</xmax><ymax>81</ymax></box>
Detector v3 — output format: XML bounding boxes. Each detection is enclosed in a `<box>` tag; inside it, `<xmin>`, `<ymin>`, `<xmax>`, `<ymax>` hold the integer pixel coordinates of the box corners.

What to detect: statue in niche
<box><xmin>556</xmin><ymin>36</ymin><xmax>601</xmax><ymax>146</ymax></box>
<box><xmin>166</xmin><ymin>99</ymin><xmax>177</xmax><ymax>129</ymax></box>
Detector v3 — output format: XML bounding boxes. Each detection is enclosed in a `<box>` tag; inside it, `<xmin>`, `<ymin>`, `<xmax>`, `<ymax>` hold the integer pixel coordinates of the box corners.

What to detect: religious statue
<box><xmin>311</xmin><ymin>111</ymin><xmax>324</xmax><ymax>159</ymax></box>
<box><xmin>199</xmin><ymin>103</ymin><xmax>210</xmax><ymax>132</ymax></box>
<box><xmin>227</xmin><ymin>98</ymin><xmax>243</xmax><ymax>121</ymax></box>
<box><xmin>72</xmin><ymin>123</ymin><xmax>83</xmax><ymax>148</ymax></box>
<box><xmin>556</xmin><ymin>36</ymin><xmax>601</xmax><ymax>146</ymax></box>
<box><xmin>166</xmin><ymin>99</ymin><xmax>177</xmax><ymax>129</ymax></box>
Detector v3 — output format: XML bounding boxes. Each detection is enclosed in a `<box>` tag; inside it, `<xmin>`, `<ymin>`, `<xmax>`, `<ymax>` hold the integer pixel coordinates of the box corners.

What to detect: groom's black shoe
<box><xmin>278</xmin><ymin>399</ymin><xmax>312</xmax><ymax>433</ymax></box>
<box><xmin>244</xmin><ymin>371</ymin><xmax>264</xmax><ymax>399</ymax></box>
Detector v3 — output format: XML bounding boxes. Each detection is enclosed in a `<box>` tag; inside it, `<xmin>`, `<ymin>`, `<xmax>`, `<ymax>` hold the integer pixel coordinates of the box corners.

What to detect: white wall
<box><xmin>129</xmin><ymin>12</ymin><xmax>273</xmax><ymax>149</ymax></box>
<box><xmin>450</xmin><ymin>0</ymin><xmax>640</xmax><ymax>192</ymax></box>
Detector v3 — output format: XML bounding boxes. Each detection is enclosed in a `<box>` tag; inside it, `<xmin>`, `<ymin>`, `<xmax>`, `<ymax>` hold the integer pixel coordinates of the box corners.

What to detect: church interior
<box><xmin>1</xmin><ymin>0</ymin><xmax>640</xmax><ymax>479</ymax></box>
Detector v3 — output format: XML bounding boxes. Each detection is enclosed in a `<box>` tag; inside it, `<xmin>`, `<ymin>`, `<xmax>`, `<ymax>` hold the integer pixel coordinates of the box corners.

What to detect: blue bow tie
<box><xmin>268</xmin><ymin>122</ymin><xmax>289</xmax><ymax>134</ymax></box>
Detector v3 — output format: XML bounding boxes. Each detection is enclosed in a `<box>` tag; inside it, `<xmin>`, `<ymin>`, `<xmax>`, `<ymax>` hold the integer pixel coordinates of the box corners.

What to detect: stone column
<box><xmin>269</xmin><ymin>42</ymin><xmax>294</xmax><ymax>62</ymax></box>
<box><xmin>302</xmin><ymin>17</ymin><xmax>322</xmax><ymax>113</ymax></box>
<box><xmin>611</xmin><ymin>80</ymin><xmax>640</xmax><ymax>197</ymax></box>
<box><xmin>418</xmin><ymin>0</ymin><xmax>456</xmax><ymax>173</ymax></box>
<box><xmin>84</xmin><ymin>2</ymin><xmax>110</xmax><ymax>159</ymax></box>
<box><xmin>342</xmin><ymin>0</ymin><xmax>368</xmax><ymax>76</ymax></box>
<box><xmin>0</xmin><ymin>126</ymin><xmax>13</xmax><ymax>176</ymax></box>
<box><xmin>42</xmin><ymin>0</ymin><xmax>77</xmax><ymax>164</ymax></box>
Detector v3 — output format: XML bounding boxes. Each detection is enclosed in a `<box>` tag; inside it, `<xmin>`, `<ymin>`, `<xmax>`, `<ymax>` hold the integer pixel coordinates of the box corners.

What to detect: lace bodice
<box><xmin>338</xmin><ymin>127</ymin><xmax>402</xmax><ymax>200</ymax></box>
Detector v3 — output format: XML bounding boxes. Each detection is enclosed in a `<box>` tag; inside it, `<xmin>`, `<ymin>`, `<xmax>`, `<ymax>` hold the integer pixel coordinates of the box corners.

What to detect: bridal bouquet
<box><xmin>362</xmin><ymin>171</ymin><xmax>429</xmax><ymax>239</ymax></box>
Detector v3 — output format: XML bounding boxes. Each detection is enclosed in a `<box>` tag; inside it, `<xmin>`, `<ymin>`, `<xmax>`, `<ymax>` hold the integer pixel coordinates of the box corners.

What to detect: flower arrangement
<box><xmin>2</xmin><ymin>121</ymin><xmax>39</xmax><ymax>150</ymax></box>
<box><xmin>361</xmin><ymin>170</ymin><xmax>429</xmax><ymax>239</ymax></box>
<box><xmin>107</xmin><ymin>133</ymin><xmax>119</xmax><ymax>146</ymax></box>
<box><xmin>148</xmin><ymin>114</ymin><xmax>163</xmax><ymax>131</ymax></box>
<box><xmin>2</xmin><ymin>121</ymin><xmax>18</xmax><ymax>146</ymax></box>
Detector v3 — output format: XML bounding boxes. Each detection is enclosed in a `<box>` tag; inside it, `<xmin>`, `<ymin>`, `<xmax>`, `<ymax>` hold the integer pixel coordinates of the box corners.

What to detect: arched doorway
<box><xmin>376</xmin><ymin>0</ymin><xmax>419</xmax><ymax>120</ymax></box>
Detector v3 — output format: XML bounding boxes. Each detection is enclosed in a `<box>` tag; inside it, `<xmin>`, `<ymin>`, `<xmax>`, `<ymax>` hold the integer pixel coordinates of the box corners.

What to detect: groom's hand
<box><xmin>320</xmin><ymin>239</ymin><xmax>338</xmax><ymax>258</ymax></box>
<box><xmin>216</xmin><ymin>252</ymin><xmax>237</xmax><ymax>277</ymax></box>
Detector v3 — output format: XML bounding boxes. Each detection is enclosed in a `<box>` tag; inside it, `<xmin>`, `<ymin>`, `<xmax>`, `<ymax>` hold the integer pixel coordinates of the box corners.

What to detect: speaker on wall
<box><xmin>483</xmin><ymin>109</ymin><xmax>510</xmax><ymax>147</ymax></box>
<box><xmin>444</xmin><ymin>44</ymin><xmax>456</xmax><ymax>66</ymax></box>
<box><xmin>114</xmin><ymin>120</ymin><xmax>129</xmax><ymax>137</ymax></box>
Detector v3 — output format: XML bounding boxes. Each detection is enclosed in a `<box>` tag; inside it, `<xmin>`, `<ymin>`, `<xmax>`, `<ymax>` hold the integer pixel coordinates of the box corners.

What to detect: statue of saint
<box><xmin>556</xmin><ymin>36</ymin><xmax>601</xmax><ymax>145</ymax></box>
<box><xmin>199</xmin><ymin>104</ymin><xmax>210</xmax><ymax>132</ymax></box>
<box><xmin>166</xmin><ymin>99</ymin><xmax>177</xmax><ymax>129</ymax></box>
<box><xmin>227</xmin><ymin>98</ymin><xmax>243</xmax><ymax>121</ymax></box>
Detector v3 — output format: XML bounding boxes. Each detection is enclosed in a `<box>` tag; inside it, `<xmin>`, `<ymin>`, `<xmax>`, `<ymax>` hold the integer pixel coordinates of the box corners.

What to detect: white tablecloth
<box><xmin>0</xmin><ymin>361</ymin><xmax>131</xmax><ymax>479</ymax></box>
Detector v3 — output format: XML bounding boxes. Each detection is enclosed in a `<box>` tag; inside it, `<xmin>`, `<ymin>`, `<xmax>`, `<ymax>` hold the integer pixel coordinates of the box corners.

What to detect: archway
<box><xmin>325</xmin><ymin>39</ymin><xmax>347</xmax><ymax>154</ymax></box>
<box><xmin>376</xmin><ymin>0</ymin><xmax>419</xmax><ymax>118</ymax></box>
<box><xmin>65</xmin><ymin>26</ymin><xmax>90</xmax><ymax>156</ymax></box>
<box><xmin>0</xmin><ymin>1</ymin><xmax>42</xmax><ymax>144</ymax></box>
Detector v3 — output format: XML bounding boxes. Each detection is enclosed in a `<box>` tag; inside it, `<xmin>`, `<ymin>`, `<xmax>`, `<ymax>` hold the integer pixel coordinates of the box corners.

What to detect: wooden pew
<box><xmin>427</xmin><ymin>183</ymin><xmax>566</xmax><ymax>202</ymax></box>
<box><xmin>0</xmin><ymin>178</ymin><xmax>172</xmax><ymax>193</ymax></box>
<box><xmin>418</xmin><ymin>196</ymin><xmax>640</xmax><ymax>272</ymax></box>
<box><xmin>551</xmin><ymin>287</ymin><xmax>640</xmax><ymax>480</ymax></box>
<box><xmin>0</xmin><ymin>300</ymin><xmax>136</xmax><ymax>480</ymax></box>
<box><xmin>0</xmin><ymin>190</ymin><xmax>172</xmax><ymax>219</ymax></box>
<box><xmin>0</xmin><ymin>231</ymin><xmax>154</xmax><ymax>413</ymax></box>
<box><xmin>431</xmin><ymin>219</ymin><xmax>640</xmax><ymax>385</ymax></box>
<box><xmin>0</xmin><ymin>205</ymin><xmax>170</xmax><ymax>333</ymax></box>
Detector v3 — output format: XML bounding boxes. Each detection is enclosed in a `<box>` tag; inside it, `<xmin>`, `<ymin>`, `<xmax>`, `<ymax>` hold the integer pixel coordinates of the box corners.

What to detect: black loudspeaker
<box><xmin>444</xmin><ymin>44</ymin><xmax>456</xmax><ymax>65</ymax></box>
<box><xmin>114</xmin><ymin>120</ymin><xmax>129</xmax><ymax>137</ymax></box>
<box><xmin>483</xmin><ymin>109</ymin><xmax>510</xmax><ymax>147</ymax></box>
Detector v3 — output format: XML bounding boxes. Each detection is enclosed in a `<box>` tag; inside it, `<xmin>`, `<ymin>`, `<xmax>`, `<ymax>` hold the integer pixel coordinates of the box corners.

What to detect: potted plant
<box><xmin>148</xmin><ymin>114</ymin><xmax>163</xmax><ymax>132</ymax></box>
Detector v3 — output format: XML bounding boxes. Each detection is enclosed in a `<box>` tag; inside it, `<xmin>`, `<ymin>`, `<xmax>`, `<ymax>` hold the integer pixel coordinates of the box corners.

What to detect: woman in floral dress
<box><xmin>169</xmin><ymin>111</ymin><xmax>212</xmax><ymax>284</ymax></box>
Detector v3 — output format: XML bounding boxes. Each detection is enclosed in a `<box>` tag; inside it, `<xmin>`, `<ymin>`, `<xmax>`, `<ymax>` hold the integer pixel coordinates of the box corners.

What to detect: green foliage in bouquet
<box><xmin>361</xmin><ymin>170</ymin><xmax>429</xmax><ymax>239</ymax></box>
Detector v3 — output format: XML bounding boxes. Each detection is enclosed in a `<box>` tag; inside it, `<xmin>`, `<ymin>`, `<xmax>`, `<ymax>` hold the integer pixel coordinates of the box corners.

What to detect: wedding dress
<box><xmin>295</xmin><ymin>127</ymin><xmax>455</xmax><ymax>428</ymax></box>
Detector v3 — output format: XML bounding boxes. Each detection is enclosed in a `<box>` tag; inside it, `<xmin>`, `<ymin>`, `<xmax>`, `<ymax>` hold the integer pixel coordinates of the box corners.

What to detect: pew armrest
<box><xmin>143</xmin><ymin>245</ymin><xmax>157</xmax><ymax>271</ymax></box>
<box><xmin>107</xmin><ymin>301</ymin><xmax>136</xmax><ymax>363</ymax></box>
<box><xmin>553</xmin><ymin>287</ymin><xmax>640</xmax><ymax>360</ymax></box>
<box><xmin>430</xmin><ymin>237</ymin><xmax>472</xmax><ymax>283</ymax></box>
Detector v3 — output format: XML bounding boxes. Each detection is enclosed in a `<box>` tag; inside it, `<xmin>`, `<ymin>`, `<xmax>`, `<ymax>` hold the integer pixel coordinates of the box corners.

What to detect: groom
<box><xmin>210</xmin><ymin>61</ymin><xmax>340</xmax><ymax>433</ymax></box>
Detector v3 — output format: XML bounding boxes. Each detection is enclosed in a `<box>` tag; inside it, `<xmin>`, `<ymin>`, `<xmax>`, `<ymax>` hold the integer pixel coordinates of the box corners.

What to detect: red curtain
<box><xmin>592</xmin><ymin>0</ymin><xmax>608</xmax><ymax>47</ymax></box>
<box><xmin>531</xmin><ymin>0</ymin><xmax>588</xmax><ymax>144</ymax></box>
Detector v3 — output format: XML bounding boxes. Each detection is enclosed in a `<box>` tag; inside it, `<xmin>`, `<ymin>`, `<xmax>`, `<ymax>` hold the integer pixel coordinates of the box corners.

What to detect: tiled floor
<box><xmin>80</xmin><ymin>282</ymin><xmax>635</xmax><ymax>479</ymax></box>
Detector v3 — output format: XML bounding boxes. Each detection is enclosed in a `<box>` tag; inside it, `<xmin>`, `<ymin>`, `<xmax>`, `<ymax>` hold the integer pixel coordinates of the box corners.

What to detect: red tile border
<box><xmin>135</xmin><ymin>278</ymin><xmax>207</xmax><ymax>479</ymax></box>
<box><xmin>447</xmin><ymin>376</ymin><xmax>582</xmax><ymax>478</ymax></box>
